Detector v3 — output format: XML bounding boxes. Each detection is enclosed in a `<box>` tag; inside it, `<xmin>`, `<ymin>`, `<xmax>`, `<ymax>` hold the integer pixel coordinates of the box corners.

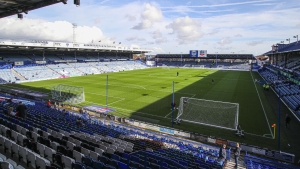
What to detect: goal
<box><xmin>161</xmin><ymin>64</ymin><xmax>170</xmax><ymax>70</ymax></box>
<box><xmin>51</xmin><ymin>84</ymin><xmax>85</xmax><ymax>104</ymax></box>
<box><xmin>176</xmin><ymin>97</ymin><xmax>239</xmax><ymax>130</ymax></box>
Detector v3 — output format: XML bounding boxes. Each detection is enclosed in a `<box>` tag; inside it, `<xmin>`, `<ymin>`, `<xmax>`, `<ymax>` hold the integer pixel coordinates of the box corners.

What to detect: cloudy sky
<box><xmin>0</xmin><ymin>0</ymin><xmax>299</xmax><ymax>55</ymax></box>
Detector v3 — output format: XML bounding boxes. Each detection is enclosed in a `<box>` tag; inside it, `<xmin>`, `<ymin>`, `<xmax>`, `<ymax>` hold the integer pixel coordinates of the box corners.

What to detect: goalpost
<box><xmin>176</xmin><ymin>97</ymin><xmax>239</xmax><ymax>130</ymax></box>
<box><xmin>51</xmin><ymin>84</ymin><xmax>85</xmax><ymax>104</ymax></box>
<box><xmin>161</xmin><ymin>64</ymin><xmax>170</xmax><ymax>70</ymax></box>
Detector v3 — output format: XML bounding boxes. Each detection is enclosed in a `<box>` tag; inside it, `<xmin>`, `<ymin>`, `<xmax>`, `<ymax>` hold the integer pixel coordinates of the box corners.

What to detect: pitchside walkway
<box><xmin>225</xmin><ymin>161</ymin><xmax>246</xmax><ymax>169</ymax></box>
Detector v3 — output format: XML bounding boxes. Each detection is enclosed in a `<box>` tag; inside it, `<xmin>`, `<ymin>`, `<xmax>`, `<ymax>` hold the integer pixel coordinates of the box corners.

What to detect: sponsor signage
<box><xmin>35</xmin><ymin>61</ymin><xmax>47</xmax><ymax>64</ymax></box>
<box><xmin>159</xmin><ymin>127</ymin><xmax>174</xmax><ymax>135</ymax></box>
<box><xmin>207</xmin><ymin>137</ymin><xmax>216</xmax><ymax>144</ymax></box>
<box><xmin>215</xmin><ymin>139</ymin><xmax>227</xmax><ymax>146</ymax></box>
<box><xmin>83</xmin><ymin>105</ymin><xmax>114</xmax><ymax>114</ymax></box>
<box><xmin>252</xmin><ymin>147</ymin><xmax>266</xmax><ymax>155</ymax></box>
<box><xmin>189</xmin><ymin>50</ymin><xmax>207</xmax><ymax>57</ymax></box>
<box><xmin>14</xmin><ymin>61</ymin><xmax>24</xmax><ymax>66</ymax></box>
<box><xmin>174</xmin><ymin>131</ymin><xmax>191</xmax><ymax>138</ymax></box>
<box><xmin>264</xmin><ymin>150</ymin><xmax>294</xmax><ymax>163</ymax></box>
<box><xmin>54</xmin><ymin>60</ymin><xmax>77</xmax><ymax>63</ymax></box>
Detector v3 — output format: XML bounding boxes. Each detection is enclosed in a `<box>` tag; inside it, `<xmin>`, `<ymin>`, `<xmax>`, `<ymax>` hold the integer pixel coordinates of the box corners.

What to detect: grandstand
<box><xmin>1</xmin><ymin>39</ymin><xmax>300</xmax><ymax>168</ymax></box>
<box><xmin>156</xmin><ymin>54</ymin><xmax>254</xmax><ymax>70</ymax></box>
<box><xmin>258</xmin><ymin>41</ymin><xmax>300</xmax><ymax>121</ymax></box>
<box><xmin>1</xmin><ymin>44</ymin><xmax>300</xmax><ymax>169</ymax></box>
<box><xmin>0</xmin><ymin>0</ymin><xmax>300</xmax><ymax>167</ymax></box>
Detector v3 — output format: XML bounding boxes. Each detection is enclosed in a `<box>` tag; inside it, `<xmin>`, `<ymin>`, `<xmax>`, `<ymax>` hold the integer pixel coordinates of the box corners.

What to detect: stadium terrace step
<box><xmin>88</xmin><ymin>63</ymin><xmax>104</xmax><ymax>73</ymax></box>
<box><xmin>11</xmin><ymin>68</ymin><xmax>26</xmax><ymax>81</ymax></box>
<box><xmin>224</xmin><ymin>161</ymin><xmax>246</xmax><ymax>169</ymax></box>
<box><xmin>67</xmin><ymin>62</ymin><xmax>86</xmax><ymax>74</ymax></box>
<box><xmin>46</xmin><ymin>65</ymin><xmax>63</xmax><ymax>75</ymax></box>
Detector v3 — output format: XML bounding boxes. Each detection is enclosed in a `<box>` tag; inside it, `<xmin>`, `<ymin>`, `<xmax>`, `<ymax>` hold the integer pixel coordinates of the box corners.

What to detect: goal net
<box><xmin>51</xmin><ymin>84</ymin><xmax>85</xmax><ymax>104</ymax></box>
<box><xmin>177</xmin><ymin>97</ymin><xmax>239</xmax><ymax>130</ymax></box>
<box><xmin>162</xmin><ymin>65</ymin><xmax>170</xmax><ymax>70</ymax></box>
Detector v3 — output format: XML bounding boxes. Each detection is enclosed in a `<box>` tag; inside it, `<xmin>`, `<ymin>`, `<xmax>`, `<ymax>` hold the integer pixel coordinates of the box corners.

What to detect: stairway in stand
<box><xmin>11</xmin><ymin>68</ymin><xmax>26</xmax><ymax>80</ymax></box>
<box><xmin>224</xmin><ymin>160</ymin><xmax>246</xmax><ymax>169</ymax></box>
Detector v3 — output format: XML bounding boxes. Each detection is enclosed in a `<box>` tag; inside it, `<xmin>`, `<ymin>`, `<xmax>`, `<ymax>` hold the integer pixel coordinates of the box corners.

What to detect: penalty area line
<box><xmin>244</xmin><ymin>132</ymin><xmax>274</xmax><ymax>139</ymax></box>
<box><xmin>84</xmin><ymin>101</ymin><xmax>169</xmax><ymax>119</ymax></box>
<box><xmin>250</xmin><ymin>71</ymin><xmax>274</xmax><ymax>138</ymax></box>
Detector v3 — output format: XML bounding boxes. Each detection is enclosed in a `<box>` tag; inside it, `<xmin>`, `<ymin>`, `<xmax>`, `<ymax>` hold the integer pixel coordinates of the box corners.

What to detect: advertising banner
<box><xmin>189</xmin><ymin>50</ymin><xmax>207</xmax><ymax>57</ymax></box>
<box><xmin>215</xmin><ymin>138</ymin><xmax>227</xmax><ymax>146</ymax></box>
<box><xmin>159</xmin><ymin>127</ymin><xmax>174</xmax><ymax>135</ymax></box>
<box><xmin>265</xmin><ymin>150</ymin><xmax>294</xmax><ymax>163</ymax></box>
<box><xmin>207</xmin><ymin>137</ymin><xmax>216</xmax><ymax>144</ymax></box>
<box><xmin>252</xmin><ymin>147</ymin><xmax>266</xmax><ymax>155</ymax></box>
<box><xmin>35</xmin><ymin>61</ymin><xmax>47</xmax><ymax>64</ymax></box>
<box><xmin>190</xmin><ymin>50</ymin><xmax>198</xmax><ymax>57</ymax></box>
<box><xmin>174</xmin><ymin>131</ymin><xmax>191</xmax><ymax>138</ymax></box>
<box><xmin>145</xmin><ymin>124</ymin><xmax>160</xmax><ymax>132</ymax></box>
<box><xmin>83</xmin><ymin>105</ymin><xmax>114</xmax><ymax>114</ymax></box>
<box><xmin>14</xmin><ymin>61</ymin><xmax>24</xmax><ymax>66</ymax></box>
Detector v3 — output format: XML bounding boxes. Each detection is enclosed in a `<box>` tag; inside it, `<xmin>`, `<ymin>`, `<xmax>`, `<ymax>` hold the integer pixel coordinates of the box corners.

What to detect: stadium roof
<box><xmin>0</xmin><ymin>39</ymin><xmax>152</xmax><ymax>54</ymax></box>
<box><xmin>263</xmin><ymin>41</ymin><xmax>300</xmax><ymax>55</ymax></box>
<box><xmin>0</xmin><ymin>0</ymin><xmax>66</xmax><ymax>19</ymax></box>
<box><xmin>156</xmin><ymin>53</ymin><xmax>255</xmax><ymax>59</ymax></box>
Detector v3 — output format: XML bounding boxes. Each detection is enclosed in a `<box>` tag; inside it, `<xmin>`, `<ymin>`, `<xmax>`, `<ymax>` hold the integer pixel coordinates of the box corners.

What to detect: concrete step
<box><xmin>224</xmin><ymin>161</ymin><xmax>246</xmax><ymax>169</ymax></box>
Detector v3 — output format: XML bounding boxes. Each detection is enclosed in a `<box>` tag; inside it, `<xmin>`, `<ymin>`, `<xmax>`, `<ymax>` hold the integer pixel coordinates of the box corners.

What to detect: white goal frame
<box><xmin>176</xmin><ymin>97</ymin><xmax>239</xmax><ymax>130</ymax></box>
<box><xmin>51</xmin><ymin>84</ymin><xmax>85</xmax><ymax>104</ymax></box>
<box><xmin>161</xmin><ymin>64</ymin><xmax>170</xmax><ymax>70</ymax></box>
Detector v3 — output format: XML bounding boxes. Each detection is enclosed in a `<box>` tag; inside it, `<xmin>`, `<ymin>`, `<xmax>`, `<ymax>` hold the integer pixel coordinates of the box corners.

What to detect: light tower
<box><xmin>72</xmin><ymin>23</ymin><xmax>77</xmax><ymax>43</ymax></box>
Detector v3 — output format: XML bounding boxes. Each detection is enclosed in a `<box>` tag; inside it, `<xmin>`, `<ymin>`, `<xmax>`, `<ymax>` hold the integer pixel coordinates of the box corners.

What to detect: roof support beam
<box><xmin>0</xmin><ymin>0</ymin><xmax>63</xmax><ymax>18</ymax></box>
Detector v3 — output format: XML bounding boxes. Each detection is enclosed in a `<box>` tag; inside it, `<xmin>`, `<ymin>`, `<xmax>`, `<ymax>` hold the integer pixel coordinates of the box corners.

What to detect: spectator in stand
<box><xmin>1</xmin><ymin>99</ymin><xmax>6</xmax><ymax>106</ymax></box>
<box><xmin>61</xmin><ymin>109</ymin><xmax>66</xmax><ymax>115</ymax></box>
<box><xmin>79</xmin><ymin>108</ymin><xmax>84</xmax><ymax>114</ymax></box>
<box><xmin>8</xmin><ymin>107</ymin><xmax>16</xmax><ymax>116</ymax></box>
<box><xmin>47</xmin><ymin>100</ymin><xmax>51</xmax><ymax>108</ymax></box>
<box><xmin>76</xmin><ymin>117</ymin><xmax>84</xmax><ymax>127</ymax></box>
<box><xmin>53</xmin><ymin>102</ymin><xmax>57</xmax><ymax>109</ymax></box>
<box><xmin>16</xmin><ymin>102</ymin><xmax>27</xmax><ymax>119</ymax></box>
<box><xmin>233</xmin><ymin>143</ymin><xmax>241</xmax><ymax>168</ymax></box>
<box><xmin>219</xmin><ymin>144</ymin><xmax>227</xmax><ymax>162</ymax></box>
<box><xmin>6</xmin><ymin>98</ymin><xmax>13</xmax><ymax>105</ymax></box>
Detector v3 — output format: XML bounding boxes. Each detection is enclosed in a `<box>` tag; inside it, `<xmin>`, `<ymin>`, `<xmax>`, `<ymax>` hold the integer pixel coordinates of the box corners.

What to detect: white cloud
<box><xmin>203</xmin><ymin>42</ymin><xmax>209</xmax><ymax>45</ymax></box>
<box><xmin>152</xmin><ymin>29</ymin><xmax>162</xmax><ymax>39</ymax></box>
<box><xmin>234</xmin><ymin>34</ymin><xmax>243</xmax><ymax>37</ymax></box>
<box><xmin>155</xmin><ymin>37</ymin><xmax>168</xmax><ymax>44</ymax></box>
<box><xmin>247</xmin><ymin>40</ymin><xmax>264</xmax><ymax>46</ymax></box>
<box><xmin>166</xmin><ymin>16</ymin><xmax>203</xmax><ymax>44</ymax></box>
<box><xmin>125</xmin><ymin>15</ymin><xmax>136</xmax><ymax>21</ymax></box>
<box><xmin>152</xmin><ymin>47</ymin><xmax>165</xmax><ymax>54</ymax></box>
<box><xmin>217</xmin><ymin>37</ymin><xmax>232</xmax><ymax>46</ymax></box>
<box><xmin>296</xmin><ymin>23</ymin><xmax>300</xmax><ymax>28</ymax></box>
<box><xmin>125</xmin><ymin>36</ymin><xmax>146</xmax><ymax>41</ymax></box>
<box><xmin>206</xmin><ymin>30</ymin><xmax>219</xmax><ymax>35</ymax></box>
<box><xmin>132</xmin><ymin>3</ymin><xmax>163</xmax><ymax>30</ymax></box>
<box><xmin>215</xmin><ymin>46</ymin><xmax>233</xmax><ymax>50</ymax></box>
<box><xmin>99</xmin><ymin>0</ymin><xmax>111</xmax><ymax>4</ymax></box>
<box><xmin>161</xmin><ymin>0</ymin><xmax>273</xmax><ymax>9</ymax></box>
<box><xmin>130</xmin><ymin>44</ymin><xmax>141</xmax><ymax>48</ymax></box>
<box><xmin>0</xmin><ymin>18</ymin><xmax>106</xmax><ymax>43</ymax></box>
<box><xmin>137</xmin><ymin>38</ymin><xmax>146</xmax><ymax>41</ymax></box>
<box><xmin>126</xmin><ymin>36</ymin><xmax>137</xmax><ymax>41</ymax></box>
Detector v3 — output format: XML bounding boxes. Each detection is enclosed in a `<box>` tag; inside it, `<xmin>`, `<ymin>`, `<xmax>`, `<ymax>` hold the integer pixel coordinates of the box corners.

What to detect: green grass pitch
<box><xmin>2</xmin><ymin>68</ymin><xmax>299</xmax><ymax>156</ymax></box>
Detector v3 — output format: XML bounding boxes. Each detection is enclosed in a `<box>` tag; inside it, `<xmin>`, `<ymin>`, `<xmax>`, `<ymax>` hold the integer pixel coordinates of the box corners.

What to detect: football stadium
<box><xmin>0</xmin><ymin>0</ymin><xmax>300</xmax><ymax>169</ymax></box>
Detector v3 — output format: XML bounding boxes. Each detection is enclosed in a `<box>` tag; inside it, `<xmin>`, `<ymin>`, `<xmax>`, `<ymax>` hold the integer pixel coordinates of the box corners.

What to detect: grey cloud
<box><xmin>125</xmin><ymin>15</ymin><xmax>136</xmax><ymax>22</ymax></box>
<box><xmin>247</xmin><ymin>40</ymin><xmax>263</xmax><ymax>46</ymax></box>
<box><xmin>217</xmin><ymin>37</ymin><xmax>232</xmax><ymax>46</ymax></box>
